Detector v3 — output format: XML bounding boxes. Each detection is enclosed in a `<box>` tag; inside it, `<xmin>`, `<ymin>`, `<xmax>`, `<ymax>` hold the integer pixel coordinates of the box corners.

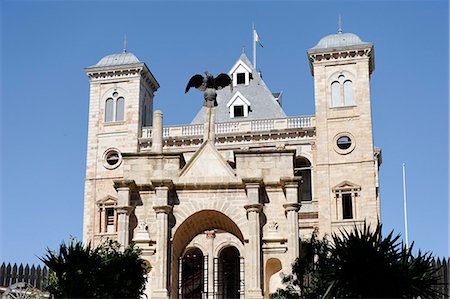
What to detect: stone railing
<box><xmin>141</xmin><ymin>116</ymin><xmax>315</xmax><ymax>138</ymax></box>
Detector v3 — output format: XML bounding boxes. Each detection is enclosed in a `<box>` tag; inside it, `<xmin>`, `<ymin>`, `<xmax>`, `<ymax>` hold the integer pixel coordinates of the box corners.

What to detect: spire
<box><xmin>123</xmin><ymin>34</ymin><xmax>127</xmax><ymax>53</ymax></box>
<box><xmin>338</xmin><ymin>14</ymin><xmax>343</xmax><ymax>34</ymax></box>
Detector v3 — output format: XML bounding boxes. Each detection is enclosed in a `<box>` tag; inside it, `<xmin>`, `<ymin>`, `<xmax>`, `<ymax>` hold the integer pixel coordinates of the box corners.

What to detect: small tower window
<box><xmin>234</xmin><ymin>105</ymin><xmax>244</xmax><ymax>117</ymax></box>
<box><xmin>342</xmin><ymin>193</ymin><xmax>353</xmax><ymax>219</ymax></box>
<box><xmin>330</xmin><ymin>75</ymin><xmax>354</xmax><ymax>107</ymax></box>
<box><xmin>237</xmin><ymin>73</ymin><xmax>245</xmax><ymax>85</ymax></box>
<box><xmin>116</xmin><ymin>97</ymin><xmax>124</xmax><ymax>121</ymax></box>
<box><xmin>337</xmin><ymin>136</ymin><xmax>352</xmax><ymax>150</ymax></box>
<box><xmin>105</xmin><ymin>92</ymin><xmax>125</xmax><ymax>123</ymax></box>
<box><xmin>294</xmin><ymin>156</ymin><xmax>312</xmax><ymax>202</ymax></box>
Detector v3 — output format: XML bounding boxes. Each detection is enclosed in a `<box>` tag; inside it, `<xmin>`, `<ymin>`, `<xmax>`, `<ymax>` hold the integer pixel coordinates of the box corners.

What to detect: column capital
<box><xmin>113</xmin><ymin>179</ymin><xmax>137</xmax><ymax>191</ymax></box>
<box><xmin>242</xmin><ymin>177</ymin><xmax>264</xmax><ymax>188</ymax></box>
<box><xmin>151</xmin><ymin>179</ymin><xmax>174</xmax><ymax>189</ymax></box>
<box><xmin>153</xmin><ymin>205</ymin><xmax>173</xmax><ymax>214</ymax></box>
<box><xmin>283</xmin><ymin>203</ymin><xmax>301</xmax><ymax>212</ymax></box>
<box><xmin>280</xmin><ymin>176</ymin><xmax>302</xmax><ymax>189</ymax></box>
<box><xmin>115</xmin><ymin>206</ymin><xmax>133</xmax><ymax>215</ymax></box>
<box><xmin>244</xmin><ymin>203</ymin><xmax>263</xmax><ymax>213</ymax></box>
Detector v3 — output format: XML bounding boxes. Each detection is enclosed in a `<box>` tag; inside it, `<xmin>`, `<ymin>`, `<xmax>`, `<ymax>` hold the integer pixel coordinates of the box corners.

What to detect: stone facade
<box><xmin>83</xmin><ymin>31</ymin><xmax>381</xmax><ymax>299</ymax></box>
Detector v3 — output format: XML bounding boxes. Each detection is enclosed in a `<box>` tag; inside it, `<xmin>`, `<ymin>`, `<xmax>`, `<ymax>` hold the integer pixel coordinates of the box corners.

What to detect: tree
<box><xmin>274</xmin><ymin>223</ymin><xmax>441</xmax><ymax>298</ymax></box>
<box><xmin>40</xmin><ymin>239</ymin><xmax>148</xmax><ymax>298</ymax></box>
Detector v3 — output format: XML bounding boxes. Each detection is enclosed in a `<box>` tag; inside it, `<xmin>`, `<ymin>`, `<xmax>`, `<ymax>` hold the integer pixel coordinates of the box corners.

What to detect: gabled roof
<box><xmin>191</xmin><ymin>52</ymin><xmax>286</xmax><ymax>124</ymax></box>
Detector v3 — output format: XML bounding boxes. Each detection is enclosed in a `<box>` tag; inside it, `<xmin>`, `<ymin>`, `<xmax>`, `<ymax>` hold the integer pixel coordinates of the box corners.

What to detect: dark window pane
<box><xmin>342</xmin><ymin>193</ymin><xmax>353</xmax><ymax>219</ymax></box>
<box><xmin>237</xmin><ymin>73</ymin><xmax>245</xmax><ymax>84</ymax></box>
<box><xmin>234</xmin><ymin>105</ymin><xmax>244</xmax><ymax>117</ymax></box>
<box><xmin>337</xmin><ymin>136</ymin><xmax>352</xmax><ymax>150</ymax></box>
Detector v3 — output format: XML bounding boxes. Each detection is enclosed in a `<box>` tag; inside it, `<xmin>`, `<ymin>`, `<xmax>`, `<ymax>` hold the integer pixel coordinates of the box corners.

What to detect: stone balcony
<box><xmin>139</xmin><ymin>115</ymin><xmax>316</xmax><ymax>150</ymax></box>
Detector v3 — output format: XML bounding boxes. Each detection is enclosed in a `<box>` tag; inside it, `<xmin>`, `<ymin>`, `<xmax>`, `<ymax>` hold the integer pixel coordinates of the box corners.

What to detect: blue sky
<box><xmin>1</xmin><ymin>0</ymin><xmax>448</xmax><ymax>264</ymax></box>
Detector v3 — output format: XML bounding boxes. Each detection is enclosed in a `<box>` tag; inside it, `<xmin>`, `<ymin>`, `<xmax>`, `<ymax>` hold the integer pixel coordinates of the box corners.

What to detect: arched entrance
<box><xmin>181</xmin><ymin>248</ymin><xmax>204</xmax><ymax>299</ymax></box>
<box><xmin>172</xmin><ymin>210</ymin><xmax>245</xmax><ymax>298</ymax></box>
<box><xmin>216</xmin><ymin>246</ymin><xmax>241</xmax><ymax>299</ymax></box>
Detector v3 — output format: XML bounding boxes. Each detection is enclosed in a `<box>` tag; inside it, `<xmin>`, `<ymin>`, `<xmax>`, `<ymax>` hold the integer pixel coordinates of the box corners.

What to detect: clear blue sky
<box><xmin>1</xmin><ymin>0</ymin><xmax>448</xmax><ymax>264</ymax></box>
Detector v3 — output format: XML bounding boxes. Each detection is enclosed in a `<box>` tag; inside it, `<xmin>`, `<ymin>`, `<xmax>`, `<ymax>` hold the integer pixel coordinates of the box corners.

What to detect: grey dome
<box><xmin>312</xmin><ymin>32</ymin><xmax>368</xmax><ymax>50</ymax></box>
<box><xmin>92</xmin><ymin>52</ymin><xmax>141</xmax><ymax>67</ymax></box>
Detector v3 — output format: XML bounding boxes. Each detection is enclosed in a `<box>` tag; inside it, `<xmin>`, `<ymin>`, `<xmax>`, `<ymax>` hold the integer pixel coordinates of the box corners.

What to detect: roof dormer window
<box><xmin>229</xmin><ymin>59</ymin><xmax>252</xmax><ymax>87</ymax></box>
<box><xmin>227</xmin><ymin>91</ymin><xmax>250</xmax><ymax>118</ymax></box>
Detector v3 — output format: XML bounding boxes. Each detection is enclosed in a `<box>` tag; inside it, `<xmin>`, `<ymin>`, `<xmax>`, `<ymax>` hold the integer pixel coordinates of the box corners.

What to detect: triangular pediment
<box><xmin>179</xmin><ymin>141</ymin><xmax>237</xmax><ymax>183</ymax></box>
<box><xmin>97</xmin><ymin>195</ymin><xmax>117</xmax><ymax>206</ymax></box>
<box><xmin>332</xmin><ymin>180</ymin><xmax>361</xmax><ymax>191</ymax></box>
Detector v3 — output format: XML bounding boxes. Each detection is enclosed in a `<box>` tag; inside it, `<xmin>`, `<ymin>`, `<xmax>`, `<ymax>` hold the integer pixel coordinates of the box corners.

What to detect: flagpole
<box><xmin>402</xmin><ymin>163</ymin><xmax>409</xmax><ymax>250</ymax></box>
<box><xmin>253</xmin><ymin>23</ymin><xmax>256</xmax><ymax>69</ymax></box>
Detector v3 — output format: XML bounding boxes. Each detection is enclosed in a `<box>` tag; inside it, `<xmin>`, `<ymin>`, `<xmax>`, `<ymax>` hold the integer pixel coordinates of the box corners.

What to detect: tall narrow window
<box><xmin>105</xmin><ymin>98</ymin><xmax>114</xmax><ymax>122</ymax></box>
<box><xmin>344</xmin><ymin>80</ymin><xmax>353</xmax><ymax>105</ymax></box>
<box><xmin>234</xmin><ymin>105</ymin><xmax>244</xmax><ymax>117</ymax></box>
<box><xmin>116</xmin><ymin>97</ymin><xmax>124</xmax><ymax>121</ymax></box>
<box><xmin>342</xmin><ymin>193</ymin><xmax>353</xmax><ymax>219</ymax></box>
<box><xmin>294</xmin><ymin>156</ymin><xmax>312</xmax><ymax>201</ymax></box>
<box><xmin>331</xmin><ymin>81</ymin><xmax>341</xmax><ymax>107</ymax></box>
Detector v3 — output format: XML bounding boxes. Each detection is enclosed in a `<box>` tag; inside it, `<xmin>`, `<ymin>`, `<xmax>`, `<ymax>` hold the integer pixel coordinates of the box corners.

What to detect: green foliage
<box><xmin>40</xmin><ymin>239</ymin><xmax>148</xmax><ymax>298</ymax></box>
<box><xmin>275</xmin><ymin>223</ymin><xmax>441</xmax><ymax>299</ymax></box>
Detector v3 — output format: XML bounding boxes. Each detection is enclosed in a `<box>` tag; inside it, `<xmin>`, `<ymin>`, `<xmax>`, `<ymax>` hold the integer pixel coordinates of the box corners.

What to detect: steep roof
<box><xmin>191</xmin><ymin>52</ymin><xmax>286</xmax><ymax>124</ymax></box>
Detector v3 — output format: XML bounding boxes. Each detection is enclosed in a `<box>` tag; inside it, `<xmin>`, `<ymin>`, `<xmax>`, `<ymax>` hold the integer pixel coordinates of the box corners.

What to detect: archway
<box><xmin>171</xmin><ymin>210</ymin><xmax>245</xmax><ymax>298</ymax></box>
<box><xmin>181</xmin><ymin>248</ymin><xmax>204</xmax><ymax>299</ymax></box>
<box><xmin>217</xmin><ymin>246</ymin><xmax>241</xmax><ymax>299</ymax></box>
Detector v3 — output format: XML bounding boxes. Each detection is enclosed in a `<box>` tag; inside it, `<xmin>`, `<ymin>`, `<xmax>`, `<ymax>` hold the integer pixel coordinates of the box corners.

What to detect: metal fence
<box><xmin>0</xmin><ymin>263</ymin><xmax>50</xmax><ymax>290</ymax></box>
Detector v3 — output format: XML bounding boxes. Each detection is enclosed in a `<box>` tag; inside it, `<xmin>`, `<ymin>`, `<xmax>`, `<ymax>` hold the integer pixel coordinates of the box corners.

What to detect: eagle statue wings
<box><xmin>185</xmin><ymin>71</ymin><xmax>232</xmax><ymax>93</ymax></box>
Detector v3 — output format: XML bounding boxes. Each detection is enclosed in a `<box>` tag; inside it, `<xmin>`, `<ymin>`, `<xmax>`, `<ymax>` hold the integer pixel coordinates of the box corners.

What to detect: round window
<box><xmin>333</xmin><ymin>132</ymin><xmax>356</xmax><ymax>155</ymax></box>
<box><xmin>112</xmin><ymin>92</ymin><xmax>119</xmax><ymax>98</ymax></box>
<box><xmin>103</xmin><ymin>149</ymin><xmax>122</xmax><ymax>169</ymax></box>
<box><xmin>337</xmin><ymin>136</ymin><xmax>352</xmax><ymax>150</ymax></box>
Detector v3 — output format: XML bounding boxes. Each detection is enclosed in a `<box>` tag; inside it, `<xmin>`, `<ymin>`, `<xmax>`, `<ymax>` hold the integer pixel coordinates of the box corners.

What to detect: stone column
<box><xmin>243</xmin><ymin>178</ymin><xmax>263</xmax><ymax>299</ymax></box>
<box><xmin>245</xmin><ymin>204</ymin><xmax>263</xmax><ymax>299</ymax></box>
<box><xmin>153</xmin><ymin>205</ymin><xmax>172</xmax><ymax>299</ymax></box>
<box><xmin>151</xmin><ymin>179</ymin><xmax>173</xmax><ymax>299</ymax></box>
<box><xmin>203</xmin><ymin>107</ymin><xmax>216</xmax><ymax>142</ymax></box>
<box><xmin>114</xmin><ymin>180</ymin><xmax>136</xmax><ymax>249</ymax></box>
<box><xmin>282</xmin><ymin>177</ymin><xmax>302</xmax><ymax>262</ymax></box>
<box><xmin>152</xmin><ymin>110</ymin><xmax>163</xmax><ymax>153</ymax></box>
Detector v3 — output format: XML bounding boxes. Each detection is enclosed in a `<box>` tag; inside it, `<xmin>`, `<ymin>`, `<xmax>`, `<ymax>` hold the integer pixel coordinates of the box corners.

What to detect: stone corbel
<box><xmin>281</xmin><ymin>176</ymin><xmax>302</xmax><ymax>203</ymax></box>
<box><xmin>151</xmin><ymin>179</ymin><xmax>173</xmax><ymax>207</ymax></box>
<box><xmin>153</xmin><ymin>205</ymin><xmax>173</xmax><ymax>215</ymax></box>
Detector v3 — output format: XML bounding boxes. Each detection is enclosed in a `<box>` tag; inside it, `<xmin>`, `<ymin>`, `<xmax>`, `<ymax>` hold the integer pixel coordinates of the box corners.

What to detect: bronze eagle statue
<box><xmin>185</xmin><ymin>71</ymin><xmax>232</xmax><ymax>93</ymax></box>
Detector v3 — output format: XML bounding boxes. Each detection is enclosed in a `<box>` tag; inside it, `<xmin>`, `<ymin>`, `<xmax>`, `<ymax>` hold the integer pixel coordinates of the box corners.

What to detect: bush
<box><xmin>275</xmin><ymin>223</ymin><xmax>441</xmax><ymax>299</ymax></box>
<box><xmin>41</xmin><ymin>239</ymin><xmax>148</xmax><ymax>298</ymax></box>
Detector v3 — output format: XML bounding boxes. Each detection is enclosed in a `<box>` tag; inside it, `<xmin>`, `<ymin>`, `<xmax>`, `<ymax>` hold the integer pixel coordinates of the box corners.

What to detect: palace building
<box><xmin>83</xmin><ymin>28</ymin><xmax>381</xmax><ymax>299</ymax></box>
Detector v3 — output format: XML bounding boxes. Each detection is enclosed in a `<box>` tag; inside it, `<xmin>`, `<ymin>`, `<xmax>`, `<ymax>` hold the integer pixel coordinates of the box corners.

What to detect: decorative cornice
<box><xmin>280</xmin><ymin>176</ymin><xmax>302</xmax><ymax>189</ymax></box>
<box><xmin>242</xmin><ymin>177</ymin><xmax>264</xmax><ymax>187</ymax></box>
<box><xmin>173</xmin><ymin>182</ymin><xmax>244</xmax><ymax>190</ymax></box>
<box><xmin>151</xmin><ymin>179</ymin><xmax>174</xmax><ymax>189</ymax></box>
<box><xmin>307</xmin><ymin>45</ymin><xmax>374</xmax><ymax>75</ymax></box>
<box><xmin>113</xmin><ymin>179</ymin><xmax>137</xmax><ymax>191</ymax></box>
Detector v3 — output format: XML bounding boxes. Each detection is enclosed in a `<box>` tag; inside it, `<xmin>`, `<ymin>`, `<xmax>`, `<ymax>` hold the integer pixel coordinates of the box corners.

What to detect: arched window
<box><xmin>105</xmin><ymin>98</ymin><xmax>114</xmax><ymax>122</ymax></box>
<box><xmin>104</xmin><ymin>92</ymin><xmax>125</xmax><ymax>123</ymax></box>
<box><xmin>116</xmin><ymin>97</ymin><xmax>124</xmax><ymax>121</ymax></box>
<box><xmin>330</xmin><ymin>75</ymin><xmax>354</xmax><ymax>107</ymax></box>
<box><xmin>294</xmin><ymin>156</ymin><xmax>312</xmax><ymax>201</ymax></box>
<box><xmin>344</xmin><ymin>80</ymin><xmax>353</xmax><ymax>105</ymax></box>
<box><xmin>331</xmin><ymin>81</ymin><xmax>341</xmax><ymax>107</ymax></box>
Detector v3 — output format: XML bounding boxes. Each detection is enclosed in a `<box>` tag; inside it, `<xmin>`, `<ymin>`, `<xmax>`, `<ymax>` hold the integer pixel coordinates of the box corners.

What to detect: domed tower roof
<box><xmin>311</xmin><ymin>32</ymin><xmax>369</xmax><ymax>50</ymax></box>
<box><xmin>90</xmin><ymin>51</ymin><xmax>141</xmax><ymax>68</ymax></box>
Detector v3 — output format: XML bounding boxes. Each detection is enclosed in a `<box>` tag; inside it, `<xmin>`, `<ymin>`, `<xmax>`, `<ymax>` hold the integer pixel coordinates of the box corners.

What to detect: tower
<box><xmin>307</xmin><ymin>29</ymin><xmax>381</xmax><ymax>236</ymax></box>
<box><xmin>83</xmin><ymin>51</ymin><xmax>159</xmax><ymax>243</ymax></box>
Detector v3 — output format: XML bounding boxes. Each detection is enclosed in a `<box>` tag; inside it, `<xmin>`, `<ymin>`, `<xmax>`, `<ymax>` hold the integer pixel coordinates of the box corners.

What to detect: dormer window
<box><xmin>236</xmin><ymin>73</ymin><xmax>245</xmax><ymax>85</ymax></box>
<box><xmin>229</xmin><ymin>59</ymin><xmax>252</xmax><ymax>87</ymax></box>
<box><xmin>227</xmin><ymin>91</ymin><xmax>250</xmax><ymax>118</ymax></box>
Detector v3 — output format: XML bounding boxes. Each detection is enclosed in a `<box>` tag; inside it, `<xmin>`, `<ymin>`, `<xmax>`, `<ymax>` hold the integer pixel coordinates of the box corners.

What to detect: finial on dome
<box><xmin>338</xmin><ymin>14</ymin><xmax>343</xmax><ymax>34</ymax></box>
<box><xmin>123</xmin><ymin>34</ymin><xmax>127</xmax><ymax>53</ymax></box>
